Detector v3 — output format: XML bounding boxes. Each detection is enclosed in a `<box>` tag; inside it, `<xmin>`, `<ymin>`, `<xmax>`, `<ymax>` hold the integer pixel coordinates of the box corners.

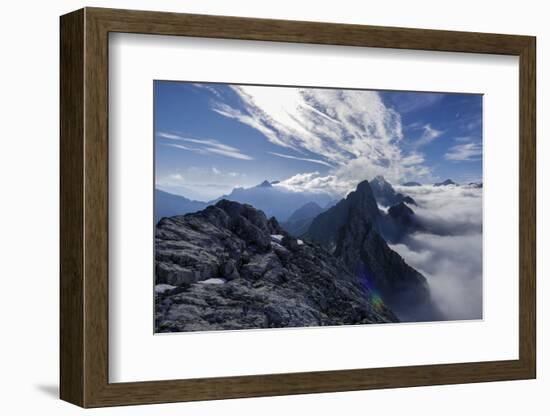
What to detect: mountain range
<box><xmin>154</xmin><ymin>189</ymin><xmax>206</xmax><ymax>224</ymax></box>
<box><xmin>211</xmin><ymin>180</ymin><xmax>333</xmax><ymax>221</ymax></box>
<box><xmin>155</xmin><ymin>177</ymin><xmax>441</xmax><ymax>331</ymax></box>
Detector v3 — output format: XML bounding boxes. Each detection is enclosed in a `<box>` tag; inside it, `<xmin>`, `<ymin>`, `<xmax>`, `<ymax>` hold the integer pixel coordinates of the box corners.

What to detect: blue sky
<box><xmin>155</xmin><ymin>81</ymin><xmax>482</xmax><ymax>201</ymax></box>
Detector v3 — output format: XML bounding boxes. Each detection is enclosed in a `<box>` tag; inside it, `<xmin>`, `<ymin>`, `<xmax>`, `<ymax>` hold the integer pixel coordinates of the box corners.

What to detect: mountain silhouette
<box><xmin>281</xmin><ymin>202</ymin><xmax>325</xmax><ymax>236</ymax></box>
<box><xmin>155</xmin><ymin>189</ymin><xmax>206</xmax><ymax>224</ymax></box>
<box><xmin>211</xmin><ymin>180</ymin><xmax>333</xmax><ymax>221</ymax></box>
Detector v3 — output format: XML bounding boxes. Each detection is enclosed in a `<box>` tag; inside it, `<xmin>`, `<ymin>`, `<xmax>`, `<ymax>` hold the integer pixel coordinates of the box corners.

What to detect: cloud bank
<box><xmin>390</xmin><ymin>185</ymin><xmax>483</xmax><ymax>320</ymax></box>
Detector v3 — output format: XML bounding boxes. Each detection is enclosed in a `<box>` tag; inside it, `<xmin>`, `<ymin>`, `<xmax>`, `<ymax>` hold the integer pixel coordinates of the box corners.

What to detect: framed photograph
<box><xmin>60</xmin><ymin>7</ymin><xmax>536</xmax><ymax>408</ymax></box>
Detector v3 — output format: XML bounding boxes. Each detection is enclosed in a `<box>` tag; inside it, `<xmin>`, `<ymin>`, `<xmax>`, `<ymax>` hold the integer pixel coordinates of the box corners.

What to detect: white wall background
<box><xmin>0</xmin><ymin>0</ymin><xmax>545</xmax><ymax>414</ymax></box>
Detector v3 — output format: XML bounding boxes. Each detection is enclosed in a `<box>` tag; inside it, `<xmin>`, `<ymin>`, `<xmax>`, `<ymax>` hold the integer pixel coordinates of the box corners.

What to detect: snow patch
<box><xmin>297</xmin><ymin>239</ymin><xmax>304</xmax><ymax>245</ymax></box>
<box><xmin>270</xmin><ymin>234</ymin><xmax>284</xmax><ymax>243</ymax></box>
<box><xmin>155</xmin><ymin>284</ymin><xmax>176</xmax><ymax>294</ymax></box>
<box><xmin>198</xmin><ymin>278</ymin><xmax>227</xmax><ymax>285</ymax></box>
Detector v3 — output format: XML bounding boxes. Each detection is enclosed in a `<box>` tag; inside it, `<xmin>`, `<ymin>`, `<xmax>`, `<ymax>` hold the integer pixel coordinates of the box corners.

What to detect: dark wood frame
<box><xmin>60</xmin><ymin>7</ymin><xmax>536</xmax><ymax>408</ymax></box>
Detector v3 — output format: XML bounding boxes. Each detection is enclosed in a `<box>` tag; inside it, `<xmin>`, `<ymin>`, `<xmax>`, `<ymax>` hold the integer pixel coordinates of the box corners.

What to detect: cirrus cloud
<box><xmin>158</xmin><ymin>132</ymin><xmax>254</xmax><ymax>161</ymax></box>
<box><xmin>444</xmin><ymin>142</ymin><xmax>482</xmax><ymax>162</ymax></box>
<box><xmin>211</xmin><ymin>86</ymin><xmax>432</xmax><ymax>195</ymax></box>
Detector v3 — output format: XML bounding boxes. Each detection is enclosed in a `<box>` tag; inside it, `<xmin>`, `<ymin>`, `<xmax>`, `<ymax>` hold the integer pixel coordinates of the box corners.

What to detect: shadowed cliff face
<box><xmin>155</xmin><ymin>199</ymin><xmax>398</xmax><ymax>332</ymax></box>
<box><xmin>306</xmin><ymin>180</ymin><xmax>441</xmax><ymax>322</ymax></box>
<box><xmin>306</xmin><ymin>180</ymin><xmax>382</xmax><ymax>251</ymax></box>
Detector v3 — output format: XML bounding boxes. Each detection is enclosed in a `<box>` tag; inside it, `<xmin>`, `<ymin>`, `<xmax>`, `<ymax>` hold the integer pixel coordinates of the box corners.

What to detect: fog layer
<box><xmin>390</xmin><ymin>185</ymin><xmax>483</xmax><ymax>320</ymax></box>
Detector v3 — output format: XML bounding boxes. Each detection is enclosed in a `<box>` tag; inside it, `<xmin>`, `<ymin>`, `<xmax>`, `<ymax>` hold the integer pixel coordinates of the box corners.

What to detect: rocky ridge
<box><xmin>155</xmin><ymin>199</ymin><xmax>398</xmax><ymax>332</ymax></box>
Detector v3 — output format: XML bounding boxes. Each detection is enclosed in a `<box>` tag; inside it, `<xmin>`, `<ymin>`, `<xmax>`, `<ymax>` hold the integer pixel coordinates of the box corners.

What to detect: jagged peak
<box><xmin>257</xmin><ymin>180</ymin><xmax>272</xmax><ymax>188</ymax></box>
<box><xmin>370</xmin><ymin>176</ymin><xmax>395</xmax><ymax>191</ymax></box>
<box><xmin>388</xmin><ymin>201</ymin><xmax>414</xmax><ymax>218</ymax></box>
<box><xmin>355</xmin><ymin>179</ymin><xmax>372</xmax><ymax>190</ymax></box>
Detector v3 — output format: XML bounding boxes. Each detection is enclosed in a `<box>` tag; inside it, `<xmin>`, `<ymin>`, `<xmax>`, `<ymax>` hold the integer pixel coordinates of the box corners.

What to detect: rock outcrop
<box><xmin>155</xmin><ymin>199</ymin><xmax>398</xmax><ymax>332</ymax></box>
<box><xmin>382</xmin><ymin>201</ymin><xmax>425</xmax><ymax>243</ymax></box>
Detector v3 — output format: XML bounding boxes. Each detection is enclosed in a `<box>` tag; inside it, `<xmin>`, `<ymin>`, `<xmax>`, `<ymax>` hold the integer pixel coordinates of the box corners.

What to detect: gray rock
<box><xmin>220</xmin><ymin>259</ymin><xmax>240</xmax><ymax>281</ymax></box>
<box><xmin>155</xmin><ymin>199</ymin><xmax>398</xmax><ymax>332</ymax></box>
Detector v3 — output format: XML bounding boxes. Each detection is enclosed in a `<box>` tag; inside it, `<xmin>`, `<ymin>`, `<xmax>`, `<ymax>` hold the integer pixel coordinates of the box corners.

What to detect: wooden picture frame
<box><xmin>60</xmin><ymin>7</ymin><xmax>536</xmax><ymax>408</ymax></box>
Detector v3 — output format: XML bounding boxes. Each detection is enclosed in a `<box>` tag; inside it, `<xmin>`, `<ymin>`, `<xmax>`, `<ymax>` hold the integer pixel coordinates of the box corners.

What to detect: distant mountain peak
<box><xmin>369</xmin><ymin>176</ymin><xmax>416</xmax><ymax>207</ymax></box>
<box><xmin>434</xmin><ymin>179</ymin><xmax>457</xmax><ymax>187</ymax></box>
<box><xmin>371</xmin><ymin>175</ymin><xmax>390</xmax><ymax>187</ymax></box>
<box><xmin>402</xmin><ymin>181</ymin><xmax>422</xmax><ymax>187</ymax></box>
<box><xmin>282</xmin><ymin>201</ymin><xmax>325</xmax><ymax>237</ymax></box>
<box><xmin>288</xmin><ymin>201</ymin><xmax>323</xmax><ymax>219</ymax></box>
<box><xmin>212</xmin><ymin>180</ymin><xmax>333</xmax><ymax>222</ymax></box>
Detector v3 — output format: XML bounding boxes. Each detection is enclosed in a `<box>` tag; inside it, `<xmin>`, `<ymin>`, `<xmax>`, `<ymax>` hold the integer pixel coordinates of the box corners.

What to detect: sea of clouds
<box><xmin>390</xmin><ymin>185</ymin><xmax>483</xmax><ymax>321</ymax></box>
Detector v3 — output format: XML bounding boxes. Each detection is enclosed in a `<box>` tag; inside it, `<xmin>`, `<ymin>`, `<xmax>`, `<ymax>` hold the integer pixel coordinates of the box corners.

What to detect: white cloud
<box><xmin>389</xmin><ymin>185</ymin><xmax>483</xmax><ymax>320</ymax></box>
<box><xmin>275</xmin><ymin>171</ymin><xmax>346</xmax><ymax>195</ymax></box>
<box><xmin>413</xmin><ymin>123</ymin><xmax>443</xmax><ymax>148</ymax></box>
<box><xmin>211</xmin><ymin>86</ymin><xmax>431</xmax><ymax>195</ymax></box>
<box><xmin>158</xmin><ymin>132</ymin><xmax>254</xmax><ymax>161</ymax></box>
<box><xmin>444</xmin><ymin>142</ymin><xmax>482</xmax><ymax>162</ymax></box>
<box><xmin>168</xmin><ymin>173</ymin><xmax>184</xmax><ymax>180</ymax></box>
<box><xmin>269</xmin><ymin>152</ymin><xmax>334</xmax><ymax>168</ymax></box>
<box><xmin>156</xmin><ymin>166</ymin><xmax>254</xmax><ymax>201</ymax></box>
<box><xmin>191</xmin><ymin>83</ymin><xmax>223</xmax><ymax>97</ymax></box>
